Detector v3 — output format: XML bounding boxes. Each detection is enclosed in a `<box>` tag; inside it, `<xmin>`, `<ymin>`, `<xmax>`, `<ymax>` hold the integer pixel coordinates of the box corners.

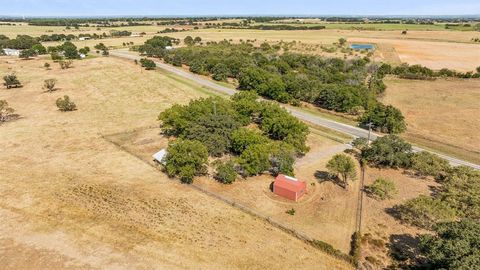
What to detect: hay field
<box><xmin>0</xmin><ymin>56</ymin><xmax>352</xmax><ymax>269</ymax></box>
<box><xmin>382</xmin><ymin>77</ymin><xmax>480</xmax><ymax>164</ymax></box>
<box><xmin>351</xmin><ymin>37</ymin><xmax>480</xmax><ymax>72</ymax></box>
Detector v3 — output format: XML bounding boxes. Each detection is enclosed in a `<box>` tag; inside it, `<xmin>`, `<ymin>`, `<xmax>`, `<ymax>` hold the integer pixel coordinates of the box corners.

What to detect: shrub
<box><xmin>164</xmin><ymin>139</ymin><xmax>208</xmax><ymax>184</ymax></box>
<box><xmin>350</xmin><ymin>232</ymin><xmax>362</xmax><ymax>266</ymax></box>
<box><xmin>58</xmin><ymin>60</ymin><xmax>73</xmax><ymax>69</ymax></box>
<box><xmin>362</xmin><ymin>135</ymin><xmax>412</xmax><ymax>168</ymax></box>
<box><xmin>0</xmin><ymin>100</ymin><xmax>15</xmax><ymax>123</ymax></box>
<box><xmin>3</xmin><ymin>73</ymin><xmax>22</xmax><ymax>89</ymax></box>
<box><xmin>364</xmin><ymin>178</ymin><xmax>397</xmax><ymax>200</ymax></box>
<box><xmin>392</xmin><ymin>195</ymin><xmax>456</xmax><ymax>229</ymax></box>
<box><xmin>214</xmin><ymin>160</ymin><xmax>237</xmax><ymax>184</ymax></box>
<box><xmin>139</xmin><ymin>58</ymin><xmax>156</xmax><ymax>70</ymax></box>
<box><xmin>411</xmin><ymin>151</ymin><xmax>451</xmax><ymax>179</ymax></box>
<box><xmin>43</xmin><ymin>79</ymin><xmax>57</xmax><ymax>92</ymax></box>
<box><xmin>56</xmin><ymin>95</ymin><xmax>77</xmax><ymax>111</ymax></box>
<box><xmin>286</xmin><ymin>208</ymin><xmax>296</xmax><ymax>215</ymax></box>
<box><xmin>44</xmin><ymin>62</ymin><xmax>51</xmax><ymax>69</ymax></box>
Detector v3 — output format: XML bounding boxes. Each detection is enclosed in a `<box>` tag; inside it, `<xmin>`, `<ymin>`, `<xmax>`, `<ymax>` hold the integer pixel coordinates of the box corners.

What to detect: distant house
<box><xmin>165</xmin><ymin>46</ymin><xmax>173</xmax><ymax>50</ymax></box>
<box><xmin>273</xmin><ymin>174</ymin><xmax>306</xmax><ymax>202</ymax></box>
<box><xmin>79</xmin><ymin>53</ymin><xmax>86</xmax><ymax>59</ymax></box>
<box><xmin>152</xmin><ymin>149</ymin><xmax>167</xmax><ymax>165</ymax></box>
<box><xmin>130</xmin><ymin>33</ymin><xmax>142</xmax><ymax>37</ymax></box>
<box><xmin>2</xmin><ymin>48</ymin><xmax>21</xmax><ymax>56</ymax></box>
<box><xmin>79</xmin><ymin>37</ymin><xmax>91</xmax><ymax>41</ymax></box>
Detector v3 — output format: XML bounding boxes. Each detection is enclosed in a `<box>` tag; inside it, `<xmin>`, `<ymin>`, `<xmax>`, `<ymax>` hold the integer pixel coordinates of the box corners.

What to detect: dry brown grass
<box><xmin>106</xmin><ymin>125</ymin><xmax>359</xmax><ymax>253</ymax></box>
<box><xmin>382</xmin><ymin>77</ymin><xmax>480</xmax><ymax>164</ymax></box>
<box><xmin>360</xmin><ymin>167</ymin><xmax>439</xmax><ymax>269</ymax></box>
<box><xmin>0</xmin><ymin>56</ymin><xmax>352</xmax><ymax>269</ymax></box>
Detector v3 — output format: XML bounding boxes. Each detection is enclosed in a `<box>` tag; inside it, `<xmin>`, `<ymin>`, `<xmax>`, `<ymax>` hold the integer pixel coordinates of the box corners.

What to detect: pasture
<box><xmin>382</xmin><ymin>77</ymin><xmax>480</xmax><ymax>164</ymax></box>
<box><xmin>0</xmin><ymin>56</ymin><xmax>352</xmax><ymax>269</ymax></box>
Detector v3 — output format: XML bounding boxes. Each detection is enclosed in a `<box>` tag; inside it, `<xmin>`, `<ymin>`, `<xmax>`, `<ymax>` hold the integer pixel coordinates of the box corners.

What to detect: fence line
<box><xmin>100</xmin><ymin>130</ymin><xmax>356</xmax><ymax>266</ymax></box>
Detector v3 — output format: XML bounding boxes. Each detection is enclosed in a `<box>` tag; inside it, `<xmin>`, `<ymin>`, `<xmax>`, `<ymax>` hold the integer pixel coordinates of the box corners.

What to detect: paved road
<box><xmin>111</xmin><ymin>50</ymin><xmax>480</xmax><ymax>170</ymax></box>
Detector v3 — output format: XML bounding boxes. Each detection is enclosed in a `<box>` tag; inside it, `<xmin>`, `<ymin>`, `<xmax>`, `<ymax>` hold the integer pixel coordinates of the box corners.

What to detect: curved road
<box><xmin>111</xmin><ymin>50</ymin><xmax>480</xmax><ymax>170</ymax></box>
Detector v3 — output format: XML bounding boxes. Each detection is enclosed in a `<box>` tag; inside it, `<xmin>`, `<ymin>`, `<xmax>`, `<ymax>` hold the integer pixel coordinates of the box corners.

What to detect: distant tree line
<box><xmin>378</xmin><ymin>63</ymin><xmax>480</xmax><ymax>79</ymax></box>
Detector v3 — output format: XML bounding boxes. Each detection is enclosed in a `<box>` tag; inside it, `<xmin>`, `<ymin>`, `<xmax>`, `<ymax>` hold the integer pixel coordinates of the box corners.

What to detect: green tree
<box><xmin>3</xmin><ymin>73</ymin><xmax>21</xmax><ymax>89</ymax></box>
<box><xmin>326</xmin><ymin>154</ymin><xmax>357</xmax><ymax>189</ymax></box>
<box><xmin>184</xmin><ymin>36</ymin><xmax>195</xmax><ymax>46</ymax></box>
<box><xmin>352</xmin><ymin>137</ymin><xmax>369</xmax><ymax>151</ymax></box>
<box><xmin>439</xmin><ymin>166</ymin><xmax>480</xmax><ymax>219</ymax></box>
<box><xmin>362</xmin><ymin>135</ymin><xmax>412</xmax><ymax>168</ymax></box>
<box><xmin>392</xmin><ymin>195</ymin><xmax>456</xmax><ymax>229</ymax></box>
<box><xmin>19</xmin><ymin>48</ymin><xmax>37</xmax><ymax>59</ymax></box>
<box><xmin>211</xmin><ymin>63</ymin><xmax>229</xmax><ymax>81</ymax></box>
<box><xmin>238</xmin><ymin>143</ymin><xmax>271</xmax><ymax>176</ymax></box>
<box><xmin>32</xmin><ymin>44</ymin><xmax>47</xmax><ymax>55</ymax></box>
<box><xmin>364</xmin><ymin>178</ymin><xmax>397</xmax><ymax>200</ymax></box>
<box><xmin>419</xmin><ymin>220</ymin><xmax>480</xmax><ymax>270</ymax></box>
<box><xmin>214</xmin><ymin>160</ymin><xmax>237</xmax><ymax>184</ymax></box>
<box><xmin>59</xmin><ymin>42</ymin><xmax>79</xmax><ymax>59</ymax></box>
<box><xmin>230</xmin><ymin>128</ymin><xmax>269</xmax><ymax>154</ymax></box>
<box><xmin>338</xmin><ymin>38</ymin><xmax>347</xmax><ymax>46</ymax></box>
<box><xmin>56</xmin><ymin>95</ymin><xmax>77</xmax><ymax>111</ymax></box>
<box><xmin>411</xmin><ymin>151</ymin><xmax>451</xmax><ymax>179</ymax></box>
<box><xmin>185</xmin><ymin>113</ymin><xmax>241</xmax><ymax>157</ymax></box>
<box><xmin>360</xmin><ymin>104</ymin><xmax>406</xmax><ymax>134</ymax></box>
<box><xmin>269</xmin><ymin>142</ymin><xmax>296</xmax><ymax>176</ymax></box>
<box><xmin>164</xmin><ymin>139</ymin><xmax>208</xmax><ymax>184</ymax></box>
<box><xmin>193</xmin><ymin>36</ymin><xmax>202</xmax><ymax>44</ymax></box>
<box><xmin>139</xmin><ymin>58</ymin><xmax>156</xmax><ymax>70</ymax></box>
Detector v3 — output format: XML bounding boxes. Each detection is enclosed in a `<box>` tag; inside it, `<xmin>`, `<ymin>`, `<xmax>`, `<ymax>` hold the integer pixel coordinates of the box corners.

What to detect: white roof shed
<box><xmin>152</xmin><ymin>149</ymin><xmax>167</xmax><ymax>165</ymax></box>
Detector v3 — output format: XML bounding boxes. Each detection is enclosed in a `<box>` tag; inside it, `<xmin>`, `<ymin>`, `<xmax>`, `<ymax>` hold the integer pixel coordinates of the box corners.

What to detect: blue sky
<box><xmin>2</xmin><ymin>0</ymin><xmax>480</xmax><ymax>17</ymax></box>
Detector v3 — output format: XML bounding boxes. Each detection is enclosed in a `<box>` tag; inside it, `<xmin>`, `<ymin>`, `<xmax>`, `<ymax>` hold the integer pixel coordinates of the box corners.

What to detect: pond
<box><xmin>350</xmin><ymin>44</ymin><xmax>375</xmax><ymax>50</ymax></box>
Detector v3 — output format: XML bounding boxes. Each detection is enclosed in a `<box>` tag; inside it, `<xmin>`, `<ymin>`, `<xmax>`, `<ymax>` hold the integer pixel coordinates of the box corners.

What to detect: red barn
<box><xmin>273</xmin><ymin>174</ymin><xmax>306</xmax><ymax>201</ymax></box>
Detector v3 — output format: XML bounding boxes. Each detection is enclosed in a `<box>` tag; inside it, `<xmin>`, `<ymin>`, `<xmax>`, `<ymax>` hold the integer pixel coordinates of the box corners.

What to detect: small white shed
<box><xmin>2</xmin><ymin>48</ymin><xmax>21</xmax><ymax>56</ymax></box>
<box><xmin>152</xmin><ymin>149</ymin><xmax>167</xmax><ymax>165</ymax></box>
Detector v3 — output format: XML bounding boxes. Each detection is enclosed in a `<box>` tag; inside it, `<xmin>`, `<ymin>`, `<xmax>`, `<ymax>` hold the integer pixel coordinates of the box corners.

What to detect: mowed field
<box><xmin>0</xmin><ymin>56</ymin><xmax>353</xmax><ymax>269</ymax></box>
<box><xmin>382</xmin><ymin>77</ymin><xmax>480</xmax><ymax>164</ymax></box>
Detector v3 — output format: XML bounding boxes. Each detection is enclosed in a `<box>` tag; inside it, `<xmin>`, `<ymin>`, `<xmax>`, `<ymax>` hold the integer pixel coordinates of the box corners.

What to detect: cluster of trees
<box><xmin>158</xmin><ymin>92</ymin><xmax>309</xmax><ymax>183</ymax></box>
<box><xmin>0</xmin><ymin>34</ymin><xmax>40</xmax><ymax>50</ymax></box>
<box><xmin>379</xmin><ymin>63</ymin><xmax>480</xmax><ymax>79</ymax></box>
<box><xmin>137</xmin><ymin>36</ymin><xmax>179</xmax><ymax>58</ymax></box>
<box><xmin>48</xmin><ymin>41</ymin><xmax>88</xmax><ymax>60</ymax></box>
<box><xmin>110</xmin><ymin>30</ymin><xmax>132</xmax><ymax>37</ymax></box>
<box><xmin>352</xmin><ymin>135</ymin><xmax>480</xmax><ymax>268</ymax></box>
<box><xmin>183</xmin><ymin>36</ymin><xmax>202</xmax><ymax>46</ymax></box>
<box><xmin>143</xmin><ymin>40</ymin><xmax>406</xmax><ymax>134</ymax></box>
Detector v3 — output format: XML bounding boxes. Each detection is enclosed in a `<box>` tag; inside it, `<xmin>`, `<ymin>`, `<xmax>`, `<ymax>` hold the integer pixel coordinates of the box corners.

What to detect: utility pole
<box><xmin>367</xmin><ymin>122</ymin><xmax>373</xmax><ymax>144</ymax></box>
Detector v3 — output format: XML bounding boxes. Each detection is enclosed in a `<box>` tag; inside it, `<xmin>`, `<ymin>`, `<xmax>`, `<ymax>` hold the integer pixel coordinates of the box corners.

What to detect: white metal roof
<box><xmin>152</xmin><ymin>149</ymin><xmax>167</xmax><ymax>164</ymax></box>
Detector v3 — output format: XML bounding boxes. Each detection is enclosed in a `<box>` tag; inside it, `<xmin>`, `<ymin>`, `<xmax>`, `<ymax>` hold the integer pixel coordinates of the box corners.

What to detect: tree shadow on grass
<box><xmin>388</xmin><ymin>234</ymin><xmax>428</xmax><ymax>269</ymax></box>
<box><xmin>314</xmin><ymin>170</ymin><xmax>346</xmax><ymax>189</ymax></box>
